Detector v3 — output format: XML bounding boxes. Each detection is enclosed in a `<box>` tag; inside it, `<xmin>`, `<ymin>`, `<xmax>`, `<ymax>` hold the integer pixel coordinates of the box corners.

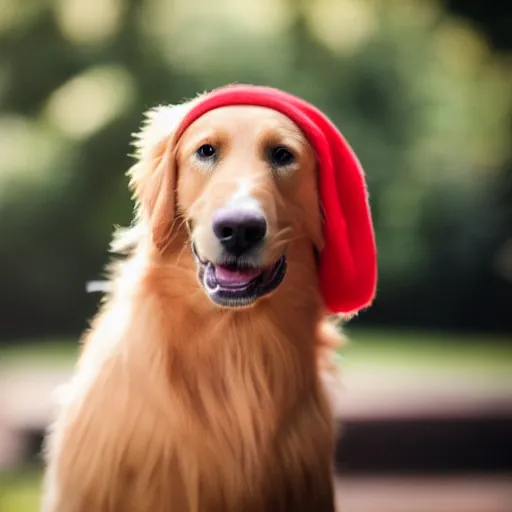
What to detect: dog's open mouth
<box><xmin>192</xmin><ymin>246</ymin><xmax>287</xmax><ymax>307</ymax></box>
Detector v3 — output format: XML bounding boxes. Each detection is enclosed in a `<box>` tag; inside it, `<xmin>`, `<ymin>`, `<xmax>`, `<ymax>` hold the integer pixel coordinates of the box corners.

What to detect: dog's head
<box><xmin>129</xmin><ymin>103</ymin><xmax>322</xmax><ymax>308</ymax></box>
<box><xmin>128</xmin><ymin>86</ymin><xmax>377</xmax><ymax>313</ymax></box>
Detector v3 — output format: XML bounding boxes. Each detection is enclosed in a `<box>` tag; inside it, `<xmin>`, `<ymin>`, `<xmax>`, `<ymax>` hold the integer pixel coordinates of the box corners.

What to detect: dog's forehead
<box><xmin>180</xmin><ymin>105</ymin><xmax>305</xmax><ymax>140</ymax></box>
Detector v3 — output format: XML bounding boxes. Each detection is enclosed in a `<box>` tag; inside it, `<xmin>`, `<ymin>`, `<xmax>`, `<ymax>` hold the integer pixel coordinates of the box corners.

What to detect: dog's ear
<box><xmin>127</xmin><ymin>103</ymin><xmax>192</xmax><ymax>252</ymax></box>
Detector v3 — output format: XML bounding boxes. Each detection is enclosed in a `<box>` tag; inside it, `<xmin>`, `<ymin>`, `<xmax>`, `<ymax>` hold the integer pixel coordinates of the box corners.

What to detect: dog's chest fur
<box><xmin>43</xmin><ymin>293</ymin><xmax>335</xmax><ymax>512</ymax></box>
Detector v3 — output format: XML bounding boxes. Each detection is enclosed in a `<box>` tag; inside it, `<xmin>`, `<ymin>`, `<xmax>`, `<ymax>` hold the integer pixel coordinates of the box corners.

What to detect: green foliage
<box><xmin>0</xmin><ymin>0</ymin><xmax>510</xmax><ymax>338</ymax></box>
<box><xmin>0</xmin><ymin>469</ymin><xmax>41</xmax><ymax>512</ymax></box>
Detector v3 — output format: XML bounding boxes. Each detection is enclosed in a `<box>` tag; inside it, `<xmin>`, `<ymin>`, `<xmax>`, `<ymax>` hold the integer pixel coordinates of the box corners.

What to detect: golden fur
<box><xmin>42</xmin><ymin>100</ymin><xmax>346</xmax><ymax>511</ymax></box>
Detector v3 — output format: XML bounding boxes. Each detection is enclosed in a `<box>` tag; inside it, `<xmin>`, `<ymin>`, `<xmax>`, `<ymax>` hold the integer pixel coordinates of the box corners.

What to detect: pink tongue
<box><xmin>214</xmin><ymin>265</ymin><xmax>261</xmax><ymax>287</ymax></box>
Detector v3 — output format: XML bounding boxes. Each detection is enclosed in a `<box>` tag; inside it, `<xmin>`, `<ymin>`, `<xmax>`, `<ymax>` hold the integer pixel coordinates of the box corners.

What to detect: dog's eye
<box><xmin>270</xmin><ymin>146</ymin><xmax>295</xmax><ymax>167</ymax></box>
<box><xmin>196</xmin><ymin>144</ymin><xmax>217</xmax><ymax>159</ymax></box>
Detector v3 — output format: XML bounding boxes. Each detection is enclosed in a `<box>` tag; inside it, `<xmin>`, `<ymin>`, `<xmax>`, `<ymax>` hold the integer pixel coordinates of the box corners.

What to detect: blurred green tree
<box><xmin>0</xmin><ymin>0</ymin><xmax>510</xmax><ymax>340</ymax></box>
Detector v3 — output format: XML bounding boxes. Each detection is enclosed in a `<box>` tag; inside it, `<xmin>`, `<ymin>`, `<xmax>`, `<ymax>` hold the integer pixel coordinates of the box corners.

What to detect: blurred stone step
<box><xmin>334</xmin><ymin>475</ymin><xmax>512</xmax><ymax>512</ymax></box>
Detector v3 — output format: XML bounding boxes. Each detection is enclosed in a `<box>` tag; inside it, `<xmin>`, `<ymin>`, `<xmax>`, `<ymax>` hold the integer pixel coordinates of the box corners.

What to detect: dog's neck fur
<box><xmin>108</xmin><ymin>225</ymin><xmax>325</xmax><ymax>406</ymax></box>
<box><xmin>78</xmin><ymin>227</ymin><xmax>331</xmax><ymax>506</ymax></box>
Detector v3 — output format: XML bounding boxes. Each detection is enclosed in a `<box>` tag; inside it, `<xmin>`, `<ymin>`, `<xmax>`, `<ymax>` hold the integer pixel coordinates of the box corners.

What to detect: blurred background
<box><xmin>0</xmin><ymin>0</ymin><xmax>511</xmax><ymax>510</ymax></box>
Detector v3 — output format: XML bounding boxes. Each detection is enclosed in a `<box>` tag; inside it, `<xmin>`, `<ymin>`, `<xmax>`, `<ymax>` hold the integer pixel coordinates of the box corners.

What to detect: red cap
<box><xmin>175</xmin><ymin>84</ymin><xmax>377</xmax><ymax>314</ymax></box>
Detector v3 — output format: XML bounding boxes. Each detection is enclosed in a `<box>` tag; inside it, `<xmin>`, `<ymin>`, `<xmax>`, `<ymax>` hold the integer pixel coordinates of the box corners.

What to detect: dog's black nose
<box><xmin>212</xmin><ymin>209</ymin><xmax>267</xmax><ymax>254</ymax></box>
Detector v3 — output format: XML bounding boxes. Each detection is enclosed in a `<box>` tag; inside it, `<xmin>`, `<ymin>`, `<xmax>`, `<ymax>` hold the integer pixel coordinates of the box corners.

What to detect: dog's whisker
<box><xmin>175</xmin><ymin>240</ymin><xmax>191</xmax><ymax>267</ymax></box>
<box><xmin>167</xmin><ymin>217</ymin><xmax>188</xmax><ymax>245</ymax></box>
<box><xmin>273</xmin><ymin>232</ymin><xmax>307</xmax><ymax>250</ymax></box>
<box><xmin>274</xmin><ymin>226</ymin><xmax>294</xmax><ymax>240</ymax></box>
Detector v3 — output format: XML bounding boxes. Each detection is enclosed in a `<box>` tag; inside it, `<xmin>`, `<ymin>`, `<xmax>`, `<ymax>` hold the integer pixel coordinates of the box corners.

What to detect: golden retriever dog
<box><xmin>42</xmin><ymin>85</ymin><xmax>375</xmax><ymax>512</ymax></box>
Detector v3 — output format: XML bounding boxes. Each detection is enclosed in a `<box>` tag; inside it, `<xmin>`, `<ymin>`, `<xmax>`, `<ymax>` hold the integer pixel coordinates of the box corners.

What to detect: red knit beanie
<box><xmin>175</xmin><ymin>84</ymin><xmax>377</xmax><ymax>315</ymax></box>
